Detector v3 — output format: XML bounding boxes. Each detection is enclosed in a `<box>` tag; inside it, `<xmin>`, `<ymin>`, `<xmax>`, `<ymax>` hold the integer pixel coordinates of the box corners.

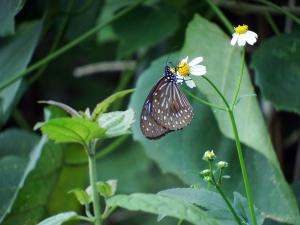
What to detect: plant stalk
<box><xmin>88</xmin><ymin>143</ymin><xmax>102</xmax><ymax>225</ymax></box>
<box><xmin>228</xmin><ymin>110</ymin><xmax>257</xmax><ymax>225</ymax></box>
<box><xmin>201</xmin><ymin>76</ymin><xmax>257</xmax><ymax>225</ymax></box>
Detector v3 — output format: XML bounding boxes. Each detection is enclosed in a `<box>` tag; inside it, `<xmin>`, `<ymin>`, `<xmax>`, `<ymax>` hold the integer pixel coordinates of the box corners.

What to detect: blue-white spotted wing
<box><xmin>140</xmin><ymin>77</ymin><xmax>172</xmax><ymax>139</ymax></box>
<box><xmin>140</xmin><ymin>66</ymin><xmax>193</xmax><ymax>139</ymax></box>
<box><xmin>151</xmin><ymin>77</ymin><xmax>193</xmax><ymax>130</ymax></box>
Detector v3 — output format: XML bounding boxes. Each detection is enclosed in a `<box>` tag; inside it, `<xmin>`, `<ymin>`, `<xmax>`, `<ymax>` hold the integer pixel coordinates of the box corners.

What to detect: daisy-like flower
<box><xmin>176</xmin><ymin>56</ymin><xmax>206</xmax><ymax>88</ymax></box>
<box><xmin>231</xmin><ymin>24</ymin><xmax>258</xmax><ymax>46</ymax></box>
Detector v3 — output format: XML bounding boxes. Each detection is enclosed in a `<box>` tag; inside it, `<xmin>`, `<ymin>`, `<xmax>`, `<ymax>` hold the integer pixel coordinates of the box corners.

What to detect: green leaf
<box><xmin>69</xmin><ymin>188</ymin><xmax>90</xmax><ymax>205</ymax></box>
<box><xmin>91</xmin><ymin>89</ymin><xmax>134</xmax><ymax>120</ymax></box>
<box><xmin>129</xmin><ymin>16</ymin><xmax>300</xmax><ymax>224</ymax></box>
<box><xmin>0</xmin><ymin>129</ymin><xmax>42</xmax><ymax>223</ymax></box>
<box><xmin>40</xmin><ymin>117</ymin><xmax>106</xmax><ymax>145</ymax></box>
<box><xmin>112</xmin><ymin>4</ymin><xmax>180</xmax><ymax>57</ymax></box>
<box><xmin>159</xmin><ymin>188</ymin><xmax>227</xmax><ymax>210</ymax></box>
<box><xmin>0</xmin><ymin>0</ymin><xmax>25</xmax><ymax>36</ymax></box>
<box><xmin>233</xmin><ymin>192</ymin><xmax>264</xmax><ymax>225</ymax></box>
<box><xmin>0</xmin><ymin>21</ymin><xmax>42</xmax><ymax>127</ymax></box>
<box><xmin>37</xmin><ymin>212</ymin><xmax>78</xmax><ymax>225</ymax></box>
<box><xmin>252</xmin><ymin>31</ymin><xmax>300</xmax><ymax>114</ymax></box>
<box><xmin>107</xmin><ymin>193</ymin><xmax>221</xmax><ymax>225</ymax></box>
<box><xmin>97</xmin><ymin>179</ymin><xmax>118</xmax><ymax>198</ymax></box>
<box><xmin>98</xmin><ymin>109</ymin><xmax>135</xmax><ymax>138</ymax></box>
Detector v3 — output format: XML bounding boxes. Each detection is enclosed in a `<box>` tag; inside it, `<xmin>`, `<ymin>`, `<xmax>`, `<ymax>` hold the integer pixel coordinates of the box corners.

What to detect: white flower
<box><xmin>176</xmin><ymin>56</ymin><xmax>206</xmax><ymax>88</ymax></box>
<box><xmin>231</xmin><ymin>24</ymin><xmax>258</xmax><ymax>47</ymax></box>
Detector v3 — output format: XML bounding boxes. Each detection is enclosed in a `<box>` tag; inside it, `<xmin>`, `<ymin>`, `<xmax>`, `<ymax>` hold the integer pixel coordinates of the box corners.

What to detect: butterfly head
<box><xmin>164</xmin><ymin>65</ymin><xmax>177</xmax><ymax>78</ymax></box>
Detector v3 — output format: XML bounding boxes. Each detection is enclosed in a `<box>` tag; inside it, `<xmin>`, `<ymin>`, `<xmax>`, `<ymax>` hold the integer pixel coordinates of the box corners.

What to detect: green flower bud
<box><xmin>203</xmin><ymin>176</ymin><xmax>212</xmax><ymax>183</ymax></box>
<box><xmin>200</xmin><ymin>169</ymin><xmax>210</xmax><ymax>177</ymax></box>
<box><xmin>217</xmin><ymin>161</ymin><xmax>228</xmax><ymax>169</ymax></box>
<box><xmin>203</xmin><ymin>150</ymin><xmax>216</xmax><ymax>161</ymax></box>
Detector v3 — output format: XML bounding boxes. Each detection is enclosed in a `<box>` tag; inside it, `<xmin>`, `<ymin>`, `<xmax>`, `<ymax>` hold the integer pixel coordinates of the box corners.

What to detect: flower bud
<box><xmin>200</xmin><ymin>169</ymin><xmax>210</xmax><ymax>177</ymax></box>
<box><xmin>217</xmin><ymin>161</ymin><xmax>228</xmax><ymax>169</ymax></box>
<box><xmin>203</xmin><ymin>150</ymin><xmax>216</xmax><ymax>161</ymax></box>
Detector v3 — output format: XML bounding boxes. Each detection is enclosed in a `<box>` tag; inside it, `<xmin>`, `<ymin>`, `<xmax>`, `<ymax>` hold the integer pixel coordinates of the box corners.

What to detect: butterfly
<box><xmin>140</xmin><ymin>65</ymin><xmax>193</xmax><ymax>139</ymax></box>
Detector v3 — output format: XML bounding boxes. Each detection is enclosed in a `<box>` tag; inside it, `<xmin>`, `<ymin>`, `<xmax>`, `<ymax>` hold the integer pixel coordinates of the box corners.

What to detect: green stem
<box><xmin>201</xmin><ymin>76</ymin><xmax>257</xmax><ymax>225</ymax></box>
<box><xmin>29</xmin><ymin>0</ymin><xmax>75</xmax><ymax>83</ymax></box>
<box><xmin>208</xmin><ymin>162</ymin><xmax>242</xmax><ymax>225</ymax></box>
<box><xmin>88</xmin><ymin>142</ymin><xmax>102</xmax><ymax>225</ymax></box>
<box><xmin>182</xmin><ymin>87</ymin><xmax>227</xmax><ymax>111</ymax></box>
<box><xmin>177</xmin><ymin>219</ymin><xmax>183</xmax><ymax>225</ymax></box>
<box><xmin>228</xmin><ymin>110</ymin><xmax>257</xmax><ymax>225</ymax></box>
<box><xmin>256</xmin><ymin>0</ymin><xmax>300</xmax><ymax>25</ymax></box>
<box><xmin>0</xmin><ymin>0</ymin><xmax>144</xmax><ymax>92</ymax></box>
<box><xmin>231</xmin><ymin>47</ymin><xmax>246</xmax><ymax>109</ymax></box>
<box><xmin>205</xmin><ymin>0</ymin><xmax>233</xmax><ymax>33</ymax></box>
<box><xmin>265</xmin><ymin>12</ymin><xmax>281</xmax><ymax>35</ymax></box>
<box><xmin>202</xmin><ymin>76</ymin><xmax>230</xmax><ymax>110</ymax></box>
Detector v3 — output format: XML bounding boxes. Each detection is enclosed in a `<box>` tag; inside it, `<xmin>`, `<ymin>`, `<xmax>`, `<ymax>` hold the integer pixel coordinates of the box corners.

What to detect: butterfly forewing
<box><xmin>140</xmin><ymin>78</ymin><xmax>171</xmax><ymax>139</ymax></box>
<box><xmin>151</xmin><ymin>79</ymin><xmax>193</xmax><ymax>130</ymax></box>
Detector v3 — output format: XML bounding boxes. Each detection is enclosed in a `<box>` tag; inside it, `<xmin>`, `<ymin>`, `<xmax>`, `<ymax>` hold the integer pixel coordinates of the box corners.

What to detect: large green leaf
<box><xmin>0</xmin><ymin>129</ymin><xmax>43</xmax><ymax>223</ymax></box>
<box><xmin>129</xmin><ymin>16</ymin><xmax>299</xmax><ymax>224</ymax></box>
<box><xmin>0</xmin><ymin>0</ymin><xmax>24</xmax><ymax>36</ymax></box>
<box><xmin>0</xmin><ymin>21</ymin><xmax>42</xmax><ymax>127</ymax></box>
<box><xmin>97</xmin><ymin>1</ymin><xmax>180</xmax><ymax>57</ymax></box>
<box><xmin>37</xmin><ymin>212</ymin><xmax>78</xmax><ymax>225</ymax></box>
<box><xmin>252</xmin><ymin>31</ymin><xmax>300</xmax><ymax>114</ymax></box>
<box><xmin>107</xmin><ymin>193</ymin><xmax>221</xmax><ymax>225</ymax></box>
<box><xmin>41</xmin><ymin>117</ymin><xmax>106</xmax><ymax>144</ymax></box>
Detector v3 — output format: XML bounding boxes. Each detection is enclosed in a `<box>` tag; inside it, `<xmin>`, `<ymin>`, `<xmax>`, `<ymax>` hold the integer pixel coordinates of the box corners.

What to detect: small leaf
<box><xmin>37</xmin><ymin>211</ymin><xmax>78</xmax><ymax>225</ymax></box>
<box><xmin>40</xmin><ymin>118</ymin><xmax>106</xmax><ymax>145</ymax></box>
<box><xmin>97</xmin><ymin>179</ymin><xmax>118</xmax><ymax>198</ymax></box>
<box><xmin>69</xmin><ymin>188</ymin><xmax>90</xmax><ymax>205</ymax></box>
<box><xmin>233</xmin><ymin>192</ymin><xmax>264</xmax><ymax>225</ymax></box>
<box><xmin>98</xmin><ymin>109</ymin><xmax>135</xmax><ymax>138</ymax></box>
<box><xmin>107</xmin><ymin>193</ymin><xmax>221</xmax><ymax>225</ymax></box>
<box><xmin>91</xmin><ymin>89</ymin><xmax>134</xmax><ymax>121</ymax></box>
<box><xmin>38</xmin><ymin>100</ymin><xmax>80</xmax><ymax>117</ymax></box>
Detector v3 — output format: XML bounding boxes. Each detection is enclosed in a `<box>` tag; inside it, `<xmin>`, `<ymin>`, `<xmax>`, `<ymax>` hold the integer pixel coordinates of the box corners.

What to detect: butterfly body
<box><xmin>140</xmin><ymin>66</ymin><xmax>193</xmax><ymax>139</ymax></box>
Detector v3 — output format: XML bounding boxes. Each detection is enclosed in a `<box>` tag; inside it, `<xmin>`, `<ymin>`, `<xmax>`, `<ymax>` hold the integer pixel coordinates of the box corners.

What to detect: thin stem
<box><xmin>199</xmin><ymin>76</ymin><xmax>257</xmax><ymax>225</ymax></box>
<box><xmin>228</xmin><ymin>110</ymin><xmax>257</xmax><ymax>225</ymax></box>
<box><xmin>182</xmin><ymin>87</ymin><xmax>228</xmax><ymax>111</ymax></box>
<box><xmin>231</xmin><ymin>47</ymin><xmax>246</xmax><ymax>109</ymax></box>
<box><xmin>0</xmin><ymin>0</ymin><xmax>144</xmax><ymax>92</ymax></box>
<box><xmin>77</xmin><ymin>215</ymin><xmax>94</xmax><ymax>222</ymax></box>
<box><xmin>202</xmin><ymin>76</ymin><xmax>230</xmax><ymax>110</ymax></box>
<box><xmin>265</xmin><ymin>12</ymin><xmax>281</xmax><ymax>35</ymax></box>
<box><xmin>208</xmin><ymin>161</ymin><xmax>242</xmax><ymax>225</ymax></box>
<box><xmin>205</xmin><ymin>0</ymin><xmax>233</xmax><ymax>34</ymax></box>
<box><xmin>256</xmin><ymin>0</ymin><xmax>300</xmax><ymax>25</ymax></box>
<box><xmin>177</xmin><ymin>219</ymin><xmax>183</xmax><ymax>225</ymax></box>
<box><xmin>29</xmin><ymin>0</ymin><xmax>75</xmax><ymax>83</ymax></box>
<box><xmin>217</xmin><ymin>168</ymin><xmax>223</xmax><ymax>185</ymax></box>
<box><xmin>88</xmin><ymin>142</ymin><xmax>102</xmax><ymax>225</ymax></box>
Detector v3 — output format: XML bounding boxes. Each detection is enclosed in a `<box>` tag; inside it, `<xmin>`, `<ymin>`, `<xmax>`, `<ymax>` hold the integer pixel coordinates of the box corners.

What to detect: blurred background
<box><xmin>0</xmin><ymin>0</ymin><xmax>299</xmax><ymax>224</ymax></box>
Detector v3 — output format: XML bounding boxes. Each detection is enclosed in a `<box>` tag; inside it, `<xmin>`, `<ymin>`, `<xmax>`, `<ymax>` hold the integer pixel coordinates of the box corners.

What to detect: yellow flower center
<box><xmin>178</xmin><ymin>62</ymin><xmax>190</xmax><ymax>77</ymax></box>
<box><xmin>234</xmin><ymin>24</ymin><xmax>248</xmax><ymax>34</ymax></box>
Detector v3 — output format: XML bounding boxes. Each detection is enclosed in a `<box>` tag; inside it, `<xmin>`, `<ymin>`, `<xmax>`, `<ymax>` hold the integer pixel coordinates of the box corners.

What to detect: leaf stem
<box><xmin>231</xmin><ymin>47</ymin><xmax>246</xmax><ymax>109</ymax></box>
<box><xmin>88</xmin><ymin>142</ymin><xmax>102</xmax><ymax>225</ymax></box>
<box><xmin>205</xmin><ymin>0</ymin><xmax>233</xmax><ymax>34</ymax></box>
<box><xmin>182</xmin><ymin>87</ymin><xmax>227</xmax><ymax>111</ymax></box>
<box><xmin>0</xmin><ymin>0</ymin><xmax>144</xmax><ymax>92</ymax></box>
<box><xmin>208</xmin><ymin>161</ymin><xmax>242</xmax><ymax>225</ymax></box>
<box><xmin>228</xmin><ymin>110</ymin><xmax>257</xmax><ymax>225</ymax></box>
<box><xmin>201</xmin><ymin>75</ymin><xmax>257</xmax><ymax>225</ymax></box>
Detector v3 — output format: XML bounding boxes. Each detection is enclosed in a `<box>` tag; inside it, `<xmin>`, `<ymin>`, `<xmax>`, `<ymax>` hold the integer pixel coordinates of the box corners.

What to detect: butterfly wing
<box><xmin>151</xmin><ymin>80</ymin><xmax>193</xmax><ymax>130</ymax></box>
<box><xmin>140</xmin><ymin>78</ymin><xmax>171</xmax><ymax>139</ymax></box>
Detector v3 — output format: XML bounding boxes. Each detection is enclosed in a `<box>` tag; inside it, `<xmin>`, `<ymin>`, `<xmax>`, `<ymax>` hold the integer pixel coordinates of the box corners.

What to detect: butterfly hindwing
<box><xmin>151</xmin><ymin>79</ymin><xmax>193</xmax><ymax>130</ymax></box>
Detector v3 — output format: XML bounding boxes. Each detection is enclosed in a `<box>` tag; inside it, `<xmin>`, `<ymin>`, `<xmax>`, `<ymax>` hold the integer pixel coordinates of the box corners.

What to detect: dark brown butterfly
<box><xmin>140</xmin><ymin>65</ymin><xmax>193</xmax><ymax>139</ymax></box>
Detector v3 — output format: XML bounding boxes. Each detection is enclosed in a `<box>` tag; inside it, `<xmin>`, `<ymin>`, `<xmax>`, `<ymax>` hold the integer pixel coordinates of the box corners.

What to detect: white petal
<box><xmin>189</xmin><ymin>57</ymin><xmax>203</xmax><ymax>66</ymax></box>
<box><xmin>180</xmin><ymin>56</ymin><xmax>188</xmax><ymax>64</ymax></box>
<box><xmin>247</xmin><ymin>30</ymin><xmax>258</xmax><ymax>38</ymax></box>
<box><xmin>190</xmin><ymin>65</ymin><xmax>206</xmax><ymax>76</ymax></box>
<box><xmin>176</xmin><ymin>74</ymin><xmax>184</xmax><ymax>84</ymax></box>
<box><xmin>245</xmin><ymin>32</ymin><xmax>257</xmax><ymax>45</ymax></box>
<box><xmin>237</xmin><ymin>34</ymin><xmax>246</xmax><ymax>46</ymax></box>
<box><xmin>185</xmin><ymin>79</ymin><xmax>196</xmax><ymax>88</ymax></box>
<box><xmin>230</xmin><ymin>33</ymin><xmax>239</xmax><ymax>46</ymax></box>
